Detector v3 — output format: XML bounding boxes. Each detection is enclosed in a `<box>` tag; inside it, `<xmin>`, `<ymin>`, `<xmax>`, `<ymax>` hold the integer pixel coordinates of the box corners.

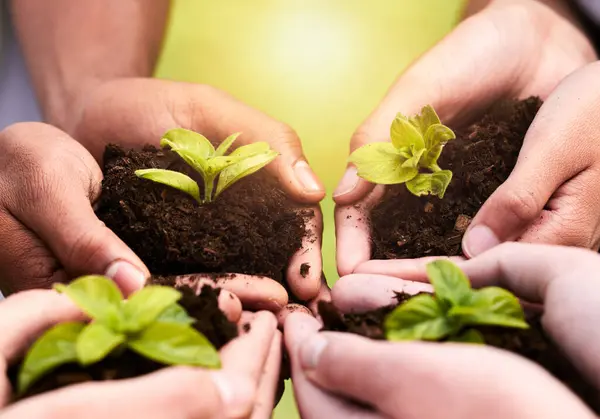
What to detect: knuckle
<box><xmin>350</xmin><ymin>126</ymin><xmax>374</xmax><ymax>151</ymax></box>
<box><xmin>63</xmin><ymin>223</ymin><xmax>113</xmax><ymax>272</ymax></box>
<box><xmin>498</xmin><ymin>188</ymin><xmax>540</xmax><ymax>225</ymax></box>
<box><xmin>270</xmin><ymin>122</ymin><xmax>302</xmax><ymax>152</ymax></box>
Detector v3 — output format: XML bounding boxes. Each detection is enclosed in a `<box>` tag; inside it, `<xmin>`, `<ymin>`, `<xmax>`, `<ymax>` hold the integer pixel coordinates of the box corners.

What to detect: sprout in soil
<box><xmin>135</xmin><ymin>129</ymin><xmax>279</xmax><ymax>204</ymax></box>
<box><xmin>384</xmin><ymin>260</ymin><xmax>529</xmax><ymax>343</ymax></box>
<box><xmin>349</xmin><ymin>105</ymin><xmax>455</xmax><ymax>198</ymax></box>
<box><xmin>18</xmin><ymin>276</ymin><xmax>219</xmax><ymax>394</ymax></box>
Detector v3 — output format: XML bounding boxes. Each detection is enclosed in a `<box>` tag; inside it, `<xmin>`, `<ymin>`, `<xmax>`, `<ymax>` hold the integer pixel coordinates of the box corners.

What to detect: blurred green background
<box><xmin>156</xmin><ymin>1</ymin><xmax>463</xmax><ymax>417</ymax></box>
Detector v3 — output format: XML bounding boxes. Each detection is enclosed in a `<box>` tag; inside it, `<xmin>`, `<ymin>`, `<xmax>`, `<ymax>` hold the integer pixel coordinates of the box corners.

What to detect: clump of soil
<box><xmin>96</xmin><ymin>145</ymin><xmax>311</xmax><ymax>283</ymax></box>
<box><xmin>319</xmin><ymin>298</ymin><xmax>600</xmax><ymax>413</ymax></box>
<box><xmin>10</xmin><ymin>284</ymin><xmax>237</xmax><ymax>400</ymax></box>
<box><xmin>370</xmin><ymin>98</ymin><xmax>542</xmax><ymax>259</ymax></box>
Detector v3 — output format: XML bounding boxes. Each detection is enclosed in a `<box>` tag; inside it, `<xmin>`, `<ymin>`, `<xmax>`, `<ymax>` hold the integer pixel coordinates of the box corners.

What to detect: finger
<box><xmin>250</xmin><ymin>330</ymin><xmax>282</xmax><ymax>419</ymax></box>
<box><xmin>220</xmin><ymin>311</ymin><xmax>277</xmax><ymax>383</ymax></box>
<box><xmin>0</xmin><ymin>123</ymin><xmax>148</xmax><ymax>294</ymax></box>
<box><xmin>77</xmin><ymin>79</ymin><xmax>325</xmax><ymax>203</ymax></box>
<box><xmin>457</xmin><ymin>242</ymin><xmax>600</xmax><ymax>303</ymax></box>
<box><xmin>1</xmin><ymin>367</ymin><xmax>256</xmax><ymax>419</ymax></box>
<box><xmin>517</xmin><ymin>167</ymin><xmax>600</xmax><ymax>250</ymax></box>
<box><xmin>463</xmin><ymin>62</ymin><xmax>600</xmax><ymax>257</ymax></box>
<box><xmin>284</xmin><ymin>313</ymin><xmax>379</xmax><ymax>419</ymax></box>
<box><xmin>277</xmin><ymin>304</ymin><xmax>312</xmax><ymax>328</ymax></box>
<box><xmin>335</xmin><ymin>185</ymin><xmax>385</xmax><ymax>276</ymax></box>
<box><xmin>354</xmin><ymin>256</ymin><xmax>465</xmax><ymax>281</ymax></box>
<box><xmin>0</xmin><ymin>290</ymin><xmax>83</xmax><ymax>362</ymax></box>
<box><xmin>299</xmin><ymin>333</ymin><xmax>594</xmax><ymax>418</ymax></box>
<box><xmin>286</xmin><ymin>207</ymin><xmax>323</xmax><ymax>301</ymax></box>
<box><xmin>173</xmin><ymin>274</ymin><xmax>288</xmax><ymax>312</ymax></box>
<box><xmin>307</xmin><ymin>275</ymin><xmax>332</xmax><ymax>318</ymax></box>
<box><xmin>332</xmin><ymin>274</ymin><xmax>432</xmax><ymax>313</ymax></box>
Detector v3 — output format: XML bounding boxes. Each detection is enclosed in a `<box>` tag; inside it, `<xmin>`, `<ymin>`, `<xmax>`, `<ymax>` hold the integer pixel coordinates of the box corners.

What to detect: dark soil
<box><xmin>319</xmin><ymin>297</ymin><xmax>600</xmax><ymax>413</ymax></box>
<box><xmin>369</xmin><ymin>98</ymin><xmax>542</xmax><ymax>259</ymax></box>
<box><xmin>10</xmin><ymin>284</ymin><xmax>237</xmax><ymax>400</ymax></box>
<box><xmin>96</xmin><ymin>145</ymin><xmax>310</xmax><ymax>283</ymax></box>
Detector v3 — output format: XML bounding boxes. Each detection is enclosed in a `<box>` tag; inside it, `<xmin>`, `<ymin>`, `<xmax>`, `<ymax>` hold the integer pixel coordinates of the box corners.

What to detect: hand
<box><xmin>70</xmin><ymin>78</ymin><xmax>326</xmax><ymax>305</ymax></box>
<box><xmin>0</xmin><ymin>289</ymin><xmax>280</xmax><ymax>419</ymax></box>
<box><xmin>334</xmin><ymin>242</ymin><xmax>600</xmax><ymax>391</ymax></box>
<box><xmin>284</xmin><ymin>313</ymin><xmax>595</xmax><ymax>419</ymax></box>
<box><xmin>334</xmin><ymin>0</ymin><xmax>597</xmax><ymax>275</ymax></box>
<box><xmin>0</xmin><ymin>123</ymin><xmax>293</xmax><ymax>317</ymax></box>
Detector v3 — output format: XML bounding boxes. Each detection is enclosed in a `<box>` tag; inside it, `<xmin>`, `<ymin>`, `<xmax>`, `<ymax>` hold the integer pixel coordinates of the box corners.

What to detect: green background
<box><xmin>156</xmin><ymin>1</ymin><xmax>463</xmax><ymax>417</ymax></box>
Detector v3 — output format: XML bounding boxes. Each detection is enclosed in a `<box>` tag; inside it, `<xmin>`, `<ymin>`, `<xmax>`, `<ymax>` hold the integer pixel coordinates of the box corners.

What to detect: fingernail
<box><xmin>462</xmin><ymin>225</ymin><xmax>500</xmax><ymax>257</ymax></box>
<box><xmin>333</xmin><ymin>166</ymin><xmax>359</xmax><ymax>198</ymax></box>
<box><xmin>210</xmin><ymin>372</ymin><xmax>254</xmax><ymax>417</ymax></box>
<box><xmin>105</xmin><ymin>261</ymin><xmax>146</xmax><ymax>290</ymax></box>
<box><xmin>293</xmin><ymin>160</ymin><xmax>323</xmax><ymax>193</ymax></box>
<box><xmin>299</xmin><ymin>333</ymin><xmax>328</xmax><ymax>370</ymax></box>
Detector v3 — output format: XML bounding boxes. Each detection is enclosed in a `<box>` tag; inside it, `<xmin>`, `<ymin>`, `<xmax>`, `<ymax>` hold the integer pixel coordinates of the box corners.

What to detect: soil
<box><xmin>10</xmin><ymin>284</ymin><xmax>237</xmax><ymax>400</ymax></box>
<box><xmin>96</xmin><ymin>145</ymin><xmax>310</xmax><ymax>283</ymax></box>
<box><xmin>319</xmin><ymin>297</ymin><xmax>600</xmax><ymax>413</ymax></box>
<box><xmin>369</xmin><ymin>98</ymin><xmax>542</xmax><ymax>259</ymax></box>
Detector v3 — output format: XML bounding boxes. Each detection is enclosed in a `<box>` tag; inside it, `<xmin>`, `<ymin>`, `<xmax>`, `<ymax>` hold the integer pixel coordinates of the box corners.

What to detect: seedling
<box><xmin>384</xmin><ymin>260</ymin><xmax>528</xmax><ymax>343</ymax></box>
<box><xmin>18</xmin><ymin>276</ymin><xmax>219</xmax><ymax>394</ymax></box>
<box><xmin>135</xmin><ymin>129</ymin><xmax>279</xmax><ymax>203</ymax></box>
<box><xmin>349</xmin><ymin>105</ymin><xmax>455</xmax><ymax>198</ymax></box>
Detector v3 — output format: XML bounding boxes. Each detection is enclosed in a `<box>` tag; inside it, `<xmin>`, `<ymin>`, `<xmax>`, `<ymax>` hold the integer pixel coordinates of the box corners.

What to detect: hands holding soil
<box><xmin>335</xmin><ymin>0</ymin><xmax>599</xmax><ymax>275</ymax></box>
<box><xmin>0</xmin><ymin>289</ymin><xmax>281</xmax><ymax>419</ymax></box>
<box><xmin>285</xmin><ymin>243</ymin><xmax>600</xmax><ymax>418</ymax></box>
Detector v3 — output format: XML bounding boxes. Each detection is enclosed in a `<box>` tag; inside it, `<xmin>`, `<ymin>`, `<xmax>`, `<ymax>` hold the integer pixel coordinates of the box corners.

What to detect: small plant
<box><xmin>135</xmin><ymin>129</ymin><xmax>279</xmax><ymax>203</ymax></box>
<box><xmin>384</xmin><ymin>260</ymin><xmax>528</xmax><ymax>343</ymax></box>
<box><xmin>349</xmin><ymin>105</ymin><xmax>455</xmax><ymax>198</ymax></box>
<box><xmin>18</xmin><ymin>276</ymin><xmax>219</xmax><ymax>394</ymax></box>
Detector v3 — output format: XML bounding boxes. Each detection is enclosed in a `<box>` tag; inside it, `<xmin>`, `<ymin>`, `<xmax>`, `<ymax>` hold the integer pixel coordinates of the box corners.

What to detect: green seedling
<box><xmin>384</xmin><ymin>260</ymin><xmax>529</xmax><ymax>343</ymax></box>
<box><xmin>135</xmin><ymin>128</ymin><xmax>279</xmax><ymax>203</ymax></box>
<box><xmin>18</xmin><ymin>276</ymin><xmax>219</xmax><ymax>394</ymax></box>
<box><xmin>349</xmin><ymin>105</ymin><xmax>455</xmax><ymax>198</ymax></box>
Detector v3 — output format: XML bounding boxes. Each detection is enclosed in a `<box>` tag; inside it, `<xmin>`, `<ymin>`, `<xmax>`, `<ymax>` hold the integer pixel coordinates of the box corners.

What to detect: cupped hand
<box><xmin>334</xmin><ymin>0</ymin><xmax>597</xmax><ymax>275</ymax></box>
<box><xmin>335</xmin><ymin>242</ymin><xmax>600</xmax><ymax>391</ymax></box>
<box><xmin>0</xmin><ymin>289</ymin><xmax>280</xmax><ymax>419</ymax></box>
<box><xmin>70</xmin><ymin>78</ymin><xmax>325</xmax><ymax>305</ymax></box>
<box><xmin>285</xmin><ymin>313</ymin><xmax>595</xmax><ymax>419</ymax></box>
<box><xmin>0</xmin><ymin>123</ymin><xmax>303</xmax><ymax>317</ymax></box>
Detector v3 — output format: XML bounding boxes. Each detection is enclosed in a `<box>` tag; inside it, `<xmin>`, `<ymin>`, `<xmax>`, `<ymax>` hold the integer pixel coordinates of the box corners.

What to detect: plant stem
<box><xmin>203</xmin><ymin>177</ymin><xmax>214</xmax><ymax>203</ymax></box>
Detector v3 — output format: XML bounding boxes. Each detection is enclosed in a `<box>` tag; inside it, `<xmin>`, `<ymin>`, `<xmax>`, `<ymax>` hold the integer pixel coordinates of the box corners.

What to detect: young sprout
<box><xmin>384</xmin><ymin>260</ymin><xmax>529</xmax><ymax>344</ymax></box>
<box><xmin>349</xmin><ymin>105</ymin><xmax>455</xmax><ymax>198</ymax></box>
<box><xmin>135</xmin><ymin>129</ymin><xmax>279</xmax><ymax>203</ymax></box>
<box><xmin>18</xmin><ymin>276</ymin><xmax>219</xmax><ymax>394</ymax></box>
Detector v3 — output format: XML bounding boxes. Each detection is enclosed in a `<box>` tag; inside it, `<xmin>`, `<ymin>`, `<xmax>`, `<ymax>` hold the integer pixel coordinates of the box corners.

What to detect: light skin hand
<box><xmin>0</xmin><ymin>290</ymin><xmax>280</xmax><ymax>419</ymax></box>
<box><xmin>334</xmin><ymin>0</ymin><xmax>596</xmax><ymax>275</ymax></box>
<box><xmin>0</xmin><ymin>123</ymin><xmax>298</xmax><ymax>319</ymax></box>
<box><xmin>334</xmin><ymin>242</ymin><xmax>600</xmax><ymax>390</ymax></box>
<box><xmin>285</xmin><ymin>313</ymin><xmax>595</xmax><ymax>419</ymax></box>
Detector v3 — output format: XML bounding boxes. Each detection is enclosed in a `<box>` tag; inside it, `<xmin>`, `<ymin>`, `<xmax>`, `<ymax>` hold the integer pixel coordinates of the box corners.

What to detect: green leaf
<box><xmin>230</xmin><ymin>141</ymin><xmax>271</xmax><ymax>158</ymax></box>
<box><xmin>214</xmin><ymin>132</ymin><xmax>241</xmax><ymax>157</ymax></box>
<box><xmin>401</xmin><ymin>147</ymin><xmax>426</xmax><ymax>169</ymax></box>
<box><xmin>156</xmin><ymin>303</ymin><xmax>196</xmax><ymax>325</ymax></box>
<box><xmin>349</xmin><ymin>143</ymin><xmax>418</xmax><ymax>185</ymax></box>
<box><xmin>76</xmin><ymin>323</ymin><xmax>125</xmax><ymax>366</ymax></box>
<box><xmin>205</xmin><ymin>155</ymin><xmax>243</xmax><ymax>176</ymax></box>
<box><xmin>426</xmin><ymin>260</ymin><xmax>472</xmax><ymax>308</ymax></box>
<box><xmin>18</xmin><ymin>322</ymin><xmax>84</xmax><ymax>393</ymax></box>
<box><xmin>54</xmin><ymin>276</ymin><xmax>123</xmax><ymax>329</ymax></box>
<box><xmin>390</xmin><ymin>113</ymin><xmax>425</xmax><ymax>150</ymax></box>
<box><xmin>405</xmin><ymin>170</ymin><xmax>453</xmax><ymax>198</ymax></box>
<box><xmin>384</xmin><ymin>294</ymin><xmax>455</xmax><ymax>341</ymax></box>
<box><xmin>449</xmin><ymin>287</ymin><xmax>529</xmax><ymax>329</ymax></box>
<box><xmin>166</xmin><ymin>148</ymin><xmax>209</xmax><ymax>178</ymax></box>
<box><xmin>421</xmin><ymin>124</ymin><xmax>456</xmax><ymax>169</ymax></box>
<box><xmin>128</xmin><ymin>322</ymin><xmax>220</xmax><ymax>368</ymax></box>
<box><xmin>448</xmin><ymin>329</ymin><xmax>485</xmax><ymax>344</ymax></box>
<box><xmin>409</xmin><ymin>105</ymin><xmax>442</xmax><ymax>135</ymax></box>
<box><xmin>215</xmin><ymin>150</ymin><xmax>278</xmax><ymax>197</ymax></box>
<box><xmin>161</xmin><ymin>128</ymin><xmax>215</xmax><ymax>159</ymax></box>
<box><xmin>135</xmin><ymin>169</ymin><xmax>201</xmax><ymax>203</ymax></box>
<box><xmin>122</xmin><ymin>286</ymin><xmax>182</xmax><ymax>332</ymax></box>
